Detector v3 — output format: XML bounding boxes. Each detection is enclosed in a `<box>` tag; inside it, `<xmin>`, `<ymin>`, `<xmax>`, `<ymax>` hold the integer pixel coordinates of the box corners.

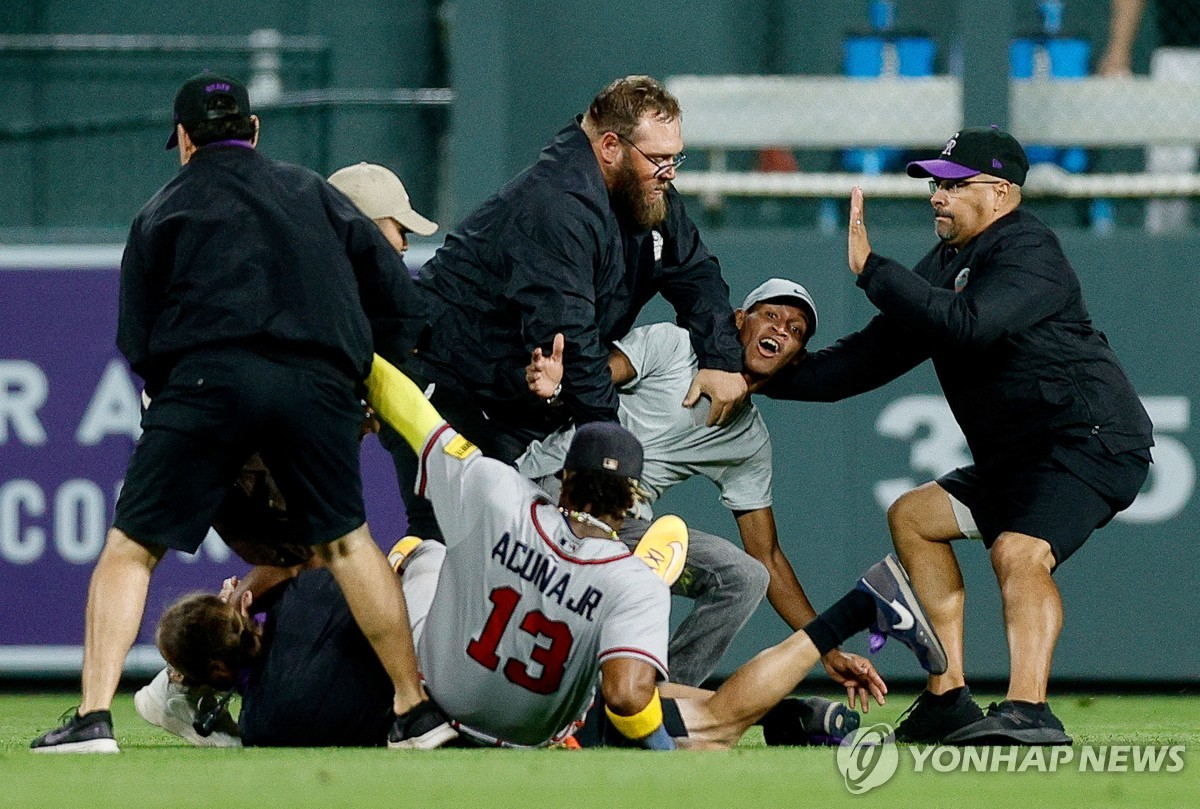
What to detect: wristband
<box><xmin>606</xmin><ymin>688</ymin><xmax>666</xmax><ymax>741</ymax></box>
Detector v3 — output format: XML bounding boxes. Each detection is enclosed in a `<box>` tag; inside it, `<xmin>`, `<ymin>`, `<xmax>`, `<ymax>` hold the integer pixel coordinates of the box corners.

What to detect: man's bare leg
<box><xmin>315</xmin><ymin>524</ymin><xmax>425</xmax><ymax>714</ymax></box>
<box><xmin>887</xmin><ymin>482</ymin><xmax>969</xmax><ymax>694</ymax></box>
<box><xmin>990</xmin><ymin>532</ymin><xmax>1060</xmax><ymax>703</ymax></box>
<box><xmin>80</xmin><ymin>529</ymin><xmax>166</xmax><ymax>713</ymax></box>
<box><xmin>669</xmin><ymin>554</ymin><xmax>947</xmax><ymax>750</ymax></box>
<box><xmin>673</xmin><ymin>631</ymin><xmax>823</xmax><ymax>749</ymax></box>
<box><xmin>939</xmin><ymin>532</ymin><xmax>1070</xmax><ymax>745</ymax></box>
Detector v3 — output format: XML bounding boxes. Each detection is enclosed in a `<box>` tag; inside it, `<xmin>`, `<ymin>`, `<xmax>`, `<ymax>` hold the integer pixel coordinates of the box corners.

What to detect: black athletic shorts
<box><xmin>937</xmin><ymin>438</ymin><xmax>1150</xmax><ymax>568</ymax></box>
<box><xmin>114</xmin><ymin>347</ymin><xmax>366</xmax><ymax>553</ymax></box>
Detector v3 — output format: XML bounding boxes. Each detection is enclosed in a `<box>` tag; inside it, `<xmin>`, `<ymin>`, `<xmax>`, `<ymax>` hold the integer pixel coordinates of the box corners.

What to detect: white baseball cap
<box><xmin>327</xmin><ymin>162</ymin><xmax>439</xmax><ymax>236</ymax></box>
<box><xmin>740</xmin><ymin>278</ymin><xmax>818</xmax><ymax>339</ymax></box>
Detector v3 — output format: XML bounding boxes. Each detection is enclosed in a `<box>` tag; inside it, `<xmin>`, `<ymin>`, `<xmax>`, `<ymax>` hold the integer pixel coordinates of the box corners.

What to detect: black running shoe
<box><xmin>942</xmin><ymin>699</ymin><xmax>1072</xmax><ymax>746</ymax></box>
<box><xmin>894</xmin><ymin>687</ymin><xmax>985</xmax><ymax>743</ymax></box>
<box><xmin>855</xmin><ymin>554</ymin><xmax>948</xmax><ymax>675</ymax></box>
<box><xmin>762</xmin><ymin>696</ymin><xmax>861</xmax><ymax>747</ymax></box>
<box><xmin>31</xmin><ymin>709</ymin><xmax>119</xmax><ymax>754</ymax></box>
<box><xmin>387</xmin><ymin>699</ymin><xmax>458</xmax><ymax>749</ymax></box>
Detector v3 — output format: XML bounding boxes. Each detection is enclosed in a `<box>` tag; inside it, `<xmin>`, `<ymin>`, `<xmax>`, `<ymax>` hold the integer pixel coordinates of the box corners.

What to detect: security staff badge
<box><xmin>953</xmin><ymin>267</ymin><xmax>971</xmax><ymax>293</ymax></box>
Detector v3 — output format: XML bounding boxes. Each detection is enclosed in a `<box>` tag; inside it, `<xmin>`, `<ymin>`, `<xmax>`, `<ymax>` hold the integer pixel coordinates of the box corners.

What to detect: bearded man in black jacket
<box><xmin>386</xmin><ymin>75</ymin><xmax>747</xmax><ymax>542</ymax></box>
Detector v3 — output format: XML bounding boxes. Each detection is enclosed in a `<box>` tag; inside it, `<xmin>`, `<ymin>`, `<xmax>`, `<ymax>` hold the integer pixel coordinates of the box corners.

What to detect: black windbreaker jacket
<box><xmin>767</xmin><ymin>208</ymin><xmax>1153</xmax><ymax>467</ymax></box>
<box><xmin>413</xmin><ymin>119</ymin><xmax>742</xmax><ymax>436</ymax></box>
<box><xmin>118</xmin><ymin>144</ymin><xmax>425</xmax><ymax>394</ymax></box>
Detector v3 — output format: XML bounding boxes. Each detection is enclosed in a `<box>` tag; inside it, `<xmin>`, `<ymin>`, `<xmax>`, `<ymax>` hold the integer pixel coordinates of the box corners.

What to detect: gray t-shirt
<box><xmin>417</xmin><ymin>425</ymin><xmax>670</xmax><ymax>748</ymax></box>
<box><xmin>518</xmin><ymin>322</ymin><xmax>773</xmax><ymax>520</ymax></box>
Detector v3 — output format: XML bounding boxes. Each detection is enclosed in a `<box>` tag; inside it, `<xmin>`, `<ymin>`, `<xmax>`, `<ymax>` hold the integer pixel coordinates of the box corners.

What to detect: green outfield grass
<box><xmin>2</xmin><ymin>690</ymin><xmax>1196</xmax><ymax>808</ymax></box>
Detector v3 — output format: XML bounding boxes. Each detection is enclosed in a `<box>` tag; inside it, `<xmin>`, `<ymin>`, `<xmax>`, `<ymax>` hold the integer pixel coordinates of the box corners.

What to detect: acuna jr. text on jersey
<box><xmin>491</xmin><ymin>533</ymin><xmax>603</xmax><ymax>621</ymax></box>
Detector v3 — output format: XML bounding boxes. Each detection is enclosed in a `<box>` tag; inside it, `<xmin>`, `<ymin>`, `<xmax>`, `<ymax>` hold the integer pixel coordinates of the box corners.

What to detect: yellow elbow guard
<box><xmin>605</xmin><ymin>688</ymin><xmax>665</xmax><ymax>740</ymax></box>
<box><xmin>365</xmin><ymin>354</ymin><xmax>444</xmax><ymax>450</ymax></box>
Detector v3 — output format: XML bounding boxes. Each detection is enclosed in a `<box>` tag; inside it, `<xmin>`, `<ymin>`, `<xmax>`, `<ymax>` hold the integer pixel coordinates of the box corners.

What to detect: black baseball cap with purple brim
<box><xmin>165</xmin><ymin>72</ymin><xmax>252</xmax><ymax>150</ymax></box>
<box><xmin>906</xmin><ymin>126</ymin><xmax>1029</xmax><ymax>186</ymax></box>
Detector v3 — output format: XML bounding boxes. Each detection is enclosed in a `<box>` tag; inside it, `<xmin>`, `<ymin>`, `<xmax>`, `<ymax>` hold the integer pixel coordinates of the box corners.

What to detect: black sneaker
<box><xmin>942</xmin><ymin>699</ymin><xmax>1072</xmax><ymax>746</ymax></box>
<box><xmin>855</xmin><ymin>554</ymin><xmax>948</xmax><ymax>675</ymax></box>
<box><xmin>387</xmin><ymin>699</ymin><xmax>458</xmax><ymax>749</ymax></box>
<box><xmin>762</xmin><ymin>696</ymin><xmax>861</xmax><ymax>746</ymax></box>
<box><xmin>31</xmin><ymin>709</ymin><xmax>119</xmax><ymax>754</ymax></box>
<box><xmin>894</xmin><ymin>687</ymin><xmax>985</xmax><ymax>743</ymax></box>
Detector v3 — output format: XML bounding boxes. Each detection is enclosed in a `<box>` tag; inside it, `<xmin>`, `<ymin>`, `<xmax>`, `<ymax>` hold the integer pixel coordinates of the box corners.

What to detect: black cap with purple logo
<box><xmin>165</xmin><ymin>72</ymin><xmax>252</xmax><ymax>150</ymax></box>
<box><xmin>906</xmin><ymin>126</ymin><xmax>1029</xmax><ymax>186</ymax></box>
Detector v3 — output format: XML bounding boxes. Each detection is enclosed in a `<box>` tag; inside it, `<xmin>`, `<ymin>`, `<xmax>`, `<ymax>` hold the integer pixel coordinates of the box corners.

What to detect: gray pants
<box><xmin>618</xmin><ymin>517</ymin><xmax>769</xmax><ymax>687</ymax></box>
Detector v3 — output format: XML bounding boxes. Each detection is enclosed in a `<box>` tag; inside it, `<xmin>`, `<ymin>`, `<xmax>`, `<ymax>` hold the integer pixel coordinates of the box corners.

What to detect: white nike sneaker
<box><xmin>133</xmin><ymin>667</ymin><xmax>242</xmax><ymax>748</ymax></box>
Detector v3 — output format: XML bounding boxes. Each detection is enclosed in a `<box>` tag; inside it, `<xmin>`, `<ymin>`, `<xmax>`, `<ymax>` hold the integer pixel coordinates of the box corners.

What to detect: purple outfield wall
<box><xmin>0</xmin><ymin>247</ymin><xmax>413</xmax><ymax>675</ymax></box>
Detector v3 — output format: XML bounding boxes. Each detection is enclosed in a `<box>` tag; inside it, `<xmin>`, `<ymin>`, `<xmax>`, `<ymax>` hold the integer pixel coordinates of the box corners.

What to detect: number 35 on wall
<box><xmin>872</xmin><ymin>395</ymin><xmax>1195</xmax><ymax>525</ymax></box>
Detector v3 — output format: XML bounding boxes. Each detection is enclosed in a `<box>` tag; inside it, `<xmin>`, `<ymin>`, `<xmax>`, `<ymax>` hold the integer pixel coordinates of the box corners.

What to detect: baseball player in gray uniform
<box><xmin>367</xmin><ymin>354</ymin><xmax>678</xmax><ymax>748</ymax></box>
<box><xmin>404</xmin><ymin>430</ymin><xmax>670</xmax><ymax>747</ymax></box>
<box><xmin>521</xmin><ymin>279</ymin><xmax>883</xmax><ymax>706</ymax></box>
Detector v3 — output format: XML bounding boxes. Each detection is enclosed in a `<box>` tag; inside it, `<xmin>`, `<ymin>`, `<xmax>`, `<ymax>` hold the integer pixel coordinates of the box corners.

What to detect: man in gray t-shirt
<box><xmin>521</xmin><ymin>279</ymin><xmax>880</xmax><ymax>705</ymax></box>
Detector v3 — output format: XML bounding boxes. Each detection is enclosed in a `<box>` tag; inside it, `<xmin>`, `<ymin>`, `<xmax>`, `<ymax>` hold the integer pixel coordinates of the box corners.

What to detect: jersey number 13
<box><xmin>466</xmin><ymin>586</ymin><xmax>575</xmax><ymax>695</ymax></box>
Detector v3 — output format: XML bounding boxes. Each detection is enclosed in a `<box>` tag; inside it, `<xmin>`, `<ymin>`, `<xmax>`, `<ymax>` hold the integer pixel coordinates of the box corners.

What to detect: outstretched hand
<box><xmin>527</xmin><ymin>332</ymin><xmax>565</xmax><ymax>399</ymax></box>
<box><xmin>848</xmin><ymin>186</ymin><xmax>872</xmax><ymax>276</ymax></box>
<box><xmin>821</xmin><ymin>648</ymin><xmax>887</xmax><ymax>713</ymax></box>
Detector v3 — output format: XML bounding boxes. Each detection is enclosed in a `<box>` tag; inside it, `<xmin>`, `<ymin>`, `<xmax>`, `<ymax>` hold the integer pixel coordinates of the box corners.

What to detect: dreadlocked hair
<box><xmin>560</xmin><ymin>469</ymin><xmax>637</xmax><ymax>520</ymax></box>
<box><xmin>156</xmin><ymin>592</ymin><xmax>260</xmax><ymax>689</ymax></box>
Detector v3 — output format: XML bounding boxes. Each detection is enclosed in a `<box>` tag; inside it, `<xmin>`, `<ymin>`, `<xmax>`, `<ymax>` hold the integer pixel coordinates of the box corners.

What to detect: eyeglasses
<box><xmin>617</xmin><ymin>133</ymin><xmax>687</xmax><ymax>178</ymax></box>
<box><xmin>928</xmin><ymin>179</ymin><xmax>1005</xmax><ymax>195</ymax></box>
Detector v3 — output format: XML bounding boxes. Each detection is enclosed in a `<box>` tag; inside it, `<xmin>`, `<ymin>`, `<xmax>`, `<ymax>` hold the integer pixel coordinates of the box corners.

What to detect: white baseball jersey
<box><xmin>518</xmin><ymin>323</ymin><xmax>774</xmax><ymax>520</ymax></box>
<box><xmin>414</xmin><ymin>424</ymin><xmax>670</xmax><ymax>748</ymax></box>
